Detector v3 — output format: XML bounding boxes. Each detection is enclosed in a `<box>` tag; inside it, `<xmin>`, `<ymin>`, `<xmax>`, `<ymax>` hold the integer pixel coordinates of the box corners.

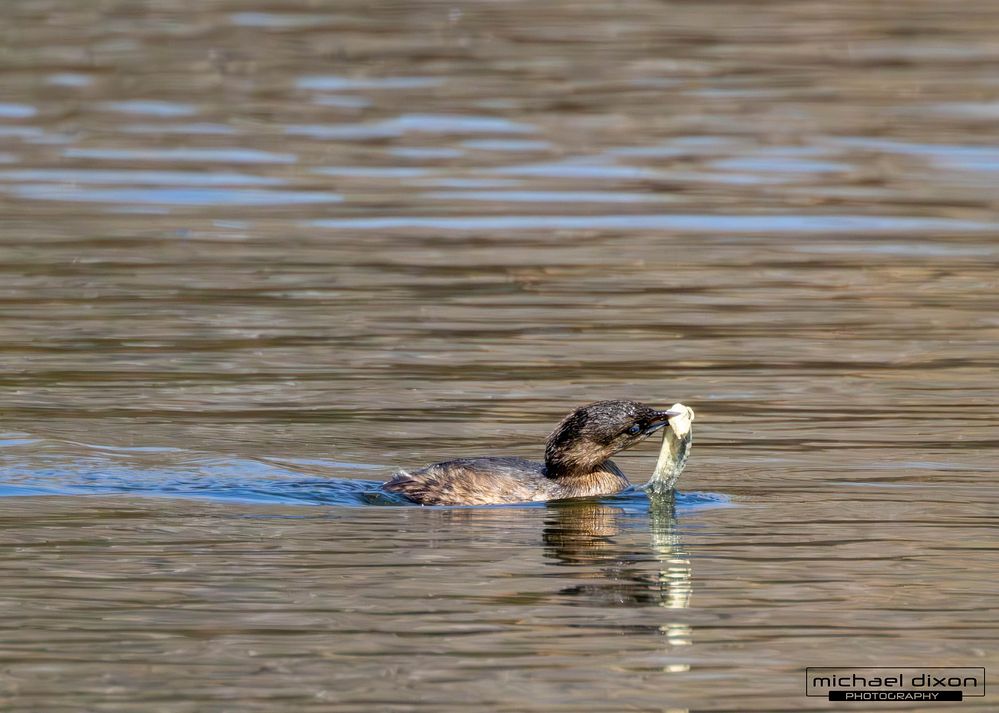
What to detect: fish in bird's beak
<box><xmin>643</xmin><ymin>408</ymin><xmax>685</xmax><ymax>435</ymax></box>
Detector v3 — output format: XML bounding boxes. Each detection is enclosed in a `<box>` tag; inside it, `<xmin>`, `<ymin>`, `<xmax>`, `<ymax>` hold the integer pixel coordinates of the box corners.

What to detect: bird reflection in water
<box><xmin>543</xmin><ymin>495</ymin><xmax>692</xmax><ymax>646</ymax></box>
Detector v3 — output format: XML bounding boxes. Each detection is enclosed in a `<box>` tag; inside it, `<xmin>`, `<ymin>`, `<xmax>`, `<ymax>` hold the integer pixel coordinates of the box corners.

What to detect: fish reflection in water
<box><xmin>391</xmin><ymin>490</ymin><xmax>701</xmax><ymax>651</ymax></box>
<box><xmin>544</xmin><ymin>496</ymin><xmax>693</xmax><ymax>646</ymax></box>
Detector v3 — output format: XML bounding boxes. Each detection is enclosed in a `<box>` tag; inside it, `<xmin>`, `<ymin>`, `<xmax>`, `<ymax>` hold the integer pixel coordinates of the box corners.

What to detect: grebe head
<box><xmin>544</xmin><ymin>400</ymin><xmax>682</xmax><ymax>478</ymax></box>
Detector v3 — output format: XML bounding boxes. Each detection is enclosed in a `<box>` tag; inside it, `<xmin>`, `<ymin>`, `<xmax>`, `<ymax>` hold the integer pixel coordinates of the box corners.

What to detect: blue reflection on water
<box><xmin>0</xmin><ymin>103</ymin><xmax>38</xmax><ymax>118</ymax></box>
<box><xmin>308</xmin><ymin>213</ymin><xmax>995</xmax><ymax>233</ymax></box>
<box><xmin>96</xmin><ymin>100</ymin><xmax>198</xmax><ymax>117</ymax></box>
<box><xmin>296</xmin><ymin>76</ymin><xmax>442</xmax><ymax>91</ymax></box>
<box><xmin>0</xmin><ymin>451</ymin><xmax>728</xmax><ymax>511</ymax></box>
<box><xmin>4</xmin><ymin>185</ymin><xmax>341</xmax><ymax>205</ymax></box>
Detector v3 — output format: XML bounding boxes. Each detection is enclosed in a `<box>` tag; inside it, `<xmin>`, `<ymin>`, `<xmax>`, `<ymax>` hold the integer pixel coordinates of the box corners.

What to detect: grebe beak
<box><xmin>643</xmin><ymin>409</ymin><xmax>684</xmax><ymax>435</ymax></box>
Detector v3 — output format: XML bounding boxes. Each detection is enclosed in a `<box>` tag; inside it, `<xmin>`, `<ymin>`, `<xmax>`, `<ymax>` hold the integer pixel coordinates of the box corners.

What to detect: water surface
<box><xmin>1</xmin><ymin>0</ymin><xmax>998</xmax><ymax>710</ymax></box>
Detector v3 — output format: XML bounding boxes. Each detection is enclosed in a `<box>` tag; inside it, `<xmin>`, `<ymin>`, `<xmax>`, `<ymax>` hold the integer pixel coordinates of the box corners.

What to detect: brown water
<box><xmin>1</xmin><ymin>0</ymin><xmax>998</xmax><ymax>710</ymax></box>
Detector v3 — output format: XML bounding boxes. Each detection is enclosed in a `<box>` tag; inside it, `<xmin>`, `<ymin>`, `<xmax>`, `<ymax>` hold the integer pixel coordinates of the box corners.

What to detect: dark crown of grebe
<box><xmin>544</xmin><ymin>400</ymin><xmax>681</xmax><ymax>479</ymax></box>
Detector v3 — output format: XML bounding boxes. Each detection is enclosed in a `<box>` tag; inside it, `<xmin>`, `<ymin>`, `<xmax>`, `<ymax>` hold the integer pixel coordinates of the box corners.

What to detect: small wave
<box><xmin>0</xmin><ymin>459</ymin><xmax>726</xmax><ymax>510</ymax></box>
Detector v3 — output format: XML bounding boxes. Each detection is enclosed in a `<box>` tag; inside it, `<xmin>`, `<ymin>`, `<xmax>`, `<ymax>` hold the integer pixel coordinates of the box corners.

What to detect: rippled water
<box><xmin>1</xmin><ymin>0</ymin><xmax>998</xmax><ymax>710</ymax></box>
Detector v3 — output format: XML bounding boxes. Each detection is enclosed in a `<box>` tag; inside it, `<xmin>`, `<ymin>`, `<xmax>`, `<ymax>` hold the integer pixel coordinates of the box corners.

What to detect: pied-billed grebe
<box><xmin>383</xmin><ymin>400</ymin><xmax>683</xmax><ymax>506</ymax></box>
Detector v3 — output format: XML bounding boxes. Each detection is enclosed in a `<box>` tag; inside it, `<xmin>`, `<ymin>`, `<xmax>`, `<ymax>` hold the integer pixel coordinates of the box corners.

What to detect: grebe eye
<box><xmin>626</xmin><ymin>423</ymin><xmax>642</xmax><ymax>436</ymax></box>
